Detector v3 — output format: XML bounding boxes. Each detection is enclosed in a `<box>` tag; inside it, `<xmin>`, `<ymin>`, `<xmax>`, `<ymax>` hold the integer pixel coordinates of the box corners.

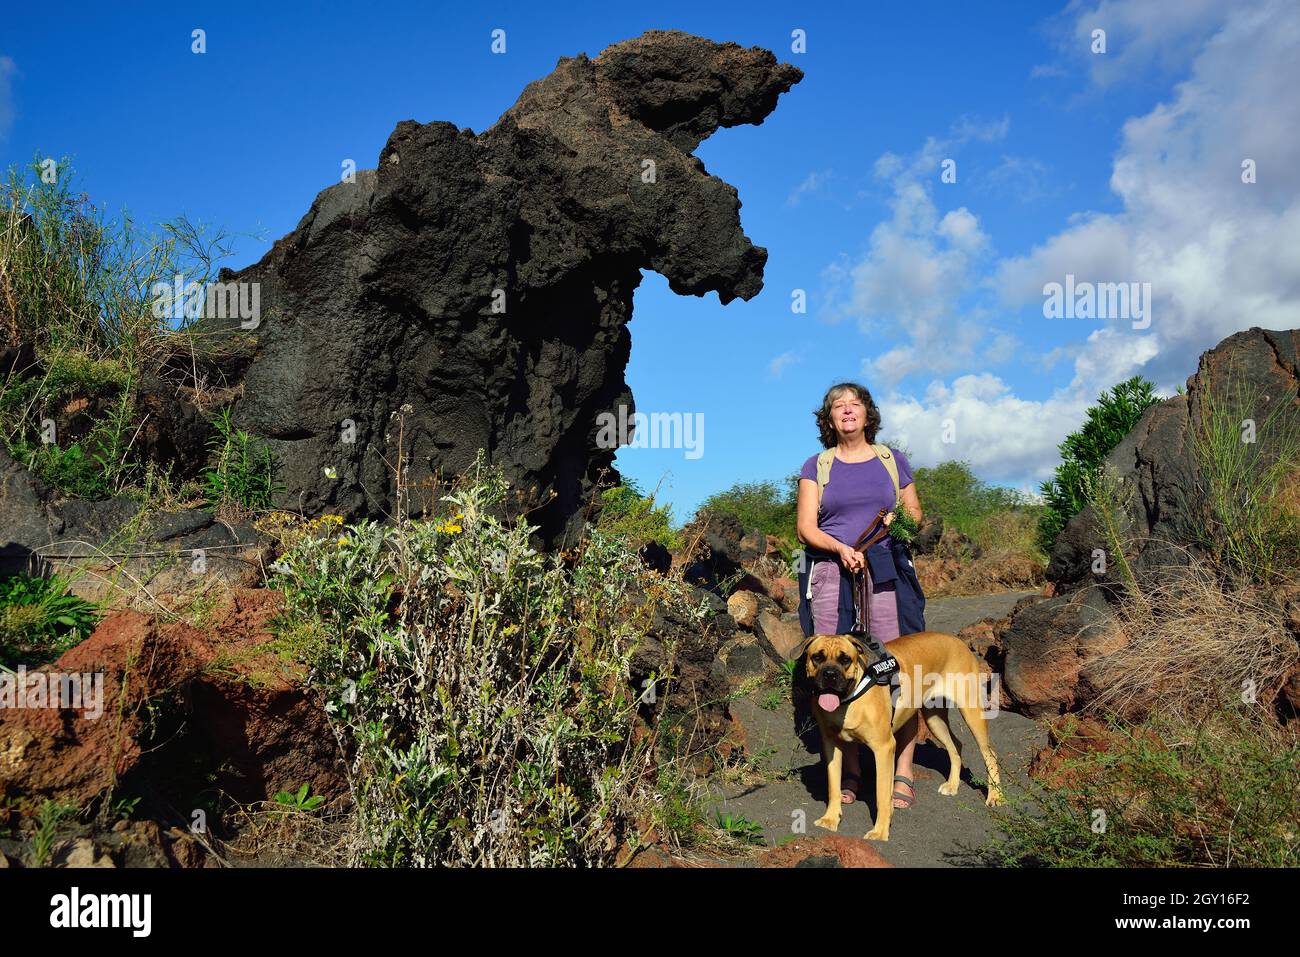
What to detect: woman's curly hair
<box><xmin>815</xmin><ymin>382</ymin><xmax>881</xmax><ymax>448</ymax></box>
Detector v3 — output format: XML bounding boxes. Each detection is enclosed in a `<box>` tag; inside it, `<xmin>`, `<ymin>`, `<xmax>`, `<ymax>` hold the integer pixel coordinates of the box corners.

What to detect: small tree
<box><xmin>1038</xmin><ymin>376</ymin><xmax>1162</xmax><ymax>551</ymax></box>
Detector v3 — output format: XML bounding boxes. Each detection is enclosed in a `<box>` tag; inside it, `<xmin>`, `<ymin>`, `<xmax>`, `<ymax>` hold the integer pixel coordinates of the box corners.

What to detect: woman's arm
<box><xmin>797</xmin><ymin>478</ymin><xmax>864</xmax><ymax>572</ymax></box>
<box><xmin>899</xmin><ymin>481</ymin><xmax>923</xmax><ymax>525</ymax></box>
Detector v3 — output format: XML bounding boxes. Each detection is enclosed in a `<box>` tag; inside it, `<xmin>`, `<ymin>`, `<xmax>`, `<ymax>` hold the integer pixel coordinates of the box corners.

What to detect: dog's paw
<box><xmin>864</xmin><ymin>827</ymin><xmax>889</xmax><ymax>842</ymax></box>
<box><xmin>985</xmin><ymin>789</ymin><xmax>1005</xmax><ymax>808</ymax></box>
<box><xmin>938</xmin><ymin>780</ymin><xmax>959</xmax><ymax>797</ymax></box>
<box><xmin>814</xmin><ymin>814</ymin><xmax>840</xmax><ymax>832</ymax></box>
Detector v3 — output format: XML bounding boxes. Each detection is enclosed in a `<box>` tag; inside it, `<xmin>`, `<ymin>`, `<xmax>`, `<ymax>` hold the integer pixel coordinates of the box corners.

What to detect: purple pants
<box><xmin>809</xmin><ymin>558</ymin><xmax>901</xmax><ymax>642</ymax></box>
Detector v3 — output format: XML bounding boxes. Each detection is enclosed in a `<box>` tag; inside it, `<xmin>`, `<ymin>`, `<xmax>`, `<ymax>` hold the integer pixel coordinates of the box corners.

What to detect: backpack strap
<box><xmin>817</xmin><ymin>445</ymin><xmax>901</xmax><ymax>509</ymax></box>
<box><xmin>872</xmin><ymin>443</ymin><xmax>901</xmax><ymax>507</ymax></box>
<box><xmin>815</xmin><ymin>448</ymin><xmax>836</xmax><ymax>509</ymax></box>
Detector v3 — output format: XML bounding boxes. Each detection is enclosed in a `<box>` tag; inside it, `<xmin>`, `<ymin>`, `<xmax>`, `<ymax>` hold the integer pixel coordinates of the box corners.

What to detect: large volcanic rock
<box><xmin>997</xmin><ymin>327</ymin><xmax>1300</xmax><ymax>718</ymax></box>
<box><xmin>1048</xmin><ymin>327</ymin><xmax>1300</xmax><ymax>595</ymax></box>
<box><xmin>201</xmin><ymin>31</ymin><xmax>801</xmax><ymax>548</ymax></box>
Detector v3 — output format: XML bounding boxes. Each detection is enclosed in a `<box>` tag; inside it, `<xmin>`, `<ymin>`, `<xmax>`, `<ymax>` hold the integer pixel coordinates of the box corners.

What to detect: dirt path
<box><xmin>711</xmin><ymin>590</ymin><xmax>1045</xmax><ymax>867</ymax></box>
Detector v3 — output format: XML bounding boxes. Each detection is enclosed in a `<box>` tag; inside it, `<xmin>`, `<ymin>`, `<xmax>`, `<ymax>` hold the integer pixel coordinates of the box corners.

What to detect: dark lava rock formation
<box><xmin>987</xmin><ymin>326</ymin><xmax>1300</xmax><ymax>719</ymax></box>
<box><xmin>1047</xmin><ymin>327</ymin><xmax>1299</xmax><ymax>594</ymax></box>
<box><xmin>203</xmin><ymin>31</ymin><xmax>801</xmax><ymax>547</ymax></box>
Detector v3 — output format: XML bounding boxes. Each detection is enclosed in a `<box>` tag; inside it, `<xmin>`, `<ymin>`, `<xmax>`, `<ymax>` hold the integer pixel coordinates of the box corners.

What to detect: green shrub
<box><xmin>1</xmin><ymin>156</ymin><xmax>237</xmax><ymax>504</ymax></box>
<box><xmin>0</xmin><ymin>573</ymin><xmax>98</xmax><ymax>667</ymax></box>
<box><xmin>596</xmin><ymin>477</ymin><xmax>682</xmax><ymax>551</ymax></box>
<box><xmin>202</xmin><ymin>407</ymin><xmax>281</xmax><ymax>514</ymax></box>
<box><xmin>4</xmin><ymin>382</ymin><xmax>141</xmax><ymax>501</ymax></box>
<box><xmin>1038</xmin><ymin>376</ymin><xmax>1162</xmax><ymax>551</ymax></box>
<box><xmin>695</xmin><ymin>476</ymin><xmax>799</xmax><ymax>547</ymax></box>
<box><xmin>0</xmin><ymin>156</ymin><xmax>233</xmax><ymax>364</ymax></box>
<box><xmin>11</xmin><ymin>440</ymin><xmax>111</xmax><ymax>499</ymax></box>
<box><xmin>912</xmin><ymin>460</ymin><xmax>1032</xmax><ymax>539</ymax></box>
<box><xmin>714</xmin><ymin>809</ymin><xmax>765</xmax><ymax>845</ymax></box>
<box><xmin>269</xmin><ymin>450</ymin><xmax>708</xmax><ymax>866</ymax></box>
<box><xmin>984</xmin><ymin>709</ymin><xmax>1299</xmax><ymax>867</ymax></box>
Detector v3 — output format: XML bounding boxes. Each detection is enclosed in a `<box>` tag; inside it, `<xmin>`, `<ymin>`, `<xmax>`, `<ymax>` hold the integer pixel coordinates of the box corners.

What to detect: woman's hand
<box><xmin>836</xmin><ymin>542</ymin><xmax>865</xmax><ymax>574</ymax></box>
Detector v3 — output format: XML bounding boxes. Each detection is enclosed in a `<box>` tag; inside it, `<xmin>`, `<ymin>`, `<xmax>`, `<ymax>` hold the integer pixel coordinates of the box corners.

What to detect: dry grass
<box><xmin>1084</xmin><ymin>555</ymin><xmax>1298</xmax><ymax>724</ymax></box>
<box><xmin>213</xmin><ymin>798</ymin><xmax>353</xmax><ymax>867</ymax></box>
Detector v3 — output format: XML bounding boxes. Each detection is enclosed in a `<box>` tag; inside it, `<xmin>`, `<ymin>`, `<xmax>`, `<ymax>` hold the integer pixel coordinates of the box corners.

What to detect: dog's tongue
<box><xmin>817</xmin><ymin>693</ymin><xmax>842</xmax><ymax>712</ymax></box>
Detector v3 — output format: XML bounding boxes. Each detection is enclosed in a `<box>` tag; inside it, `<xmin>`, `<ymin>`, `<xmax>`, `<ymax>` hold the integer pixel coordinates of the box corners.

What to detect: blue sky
<box><xmin>3</xmin><ymin>0</ymin><xmax>1297</xmax><ymax>524</ymax></box>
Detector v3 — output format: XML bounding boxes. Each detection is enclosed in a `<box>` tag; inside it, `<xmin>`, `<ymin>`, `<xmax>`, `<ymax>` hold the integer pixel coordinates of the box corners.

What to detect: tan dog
<box><xmin>800</xmin><ymin>631</ymin><xmax>1004</xmax><ymax>841</ymax></box>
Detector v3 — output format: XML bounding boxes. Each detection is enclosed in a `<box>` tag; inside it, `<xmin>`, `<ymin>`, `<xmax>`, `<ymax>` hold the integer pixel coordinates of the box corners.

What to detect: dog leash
<box><xmin>844</xmin><ymin>508</ymin><xmax>901</xmax><ymax>710</ymax></box>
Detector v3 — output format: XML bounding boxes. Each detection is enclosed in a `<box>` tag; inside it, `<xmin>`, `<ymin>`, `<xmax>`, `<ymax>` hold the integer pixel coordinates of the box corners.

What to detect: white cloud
<box><xmin>820</xmin><ymin>1</ymin><xmax>1300</xmax><ymax>488</ymax></box>
<box><xmin>786</xmin><ymin>169</ymin><xmax>831</xmax><ymax>207</ymax></box>
<box><xmin>0</xmin><ymin>57</ymin><xmax>15</xmax><ymax>141</ymax></box>
<box><xmin>879</xmin><ymin>374</ymin><xmax>1090</xmax><ymax>484</ymax></box>
<box><xmin>768</xmin><ymin>351</ymin><xmax>798</xmax><ymax>378</ymax></box>
<box><xmin>822</xmin><ymin>122</ymin><xmax>1002</xmax><ymax>387</ymax></box>
<box><xmin>1000</xmin><ymin>0</ymin><xmax>1300</xmax><ymax>388</ymax></box>
<box><xmin>1049</xmin><ymin>0</ymin><xmax>1228</xmax><ymax>87</ymax></box>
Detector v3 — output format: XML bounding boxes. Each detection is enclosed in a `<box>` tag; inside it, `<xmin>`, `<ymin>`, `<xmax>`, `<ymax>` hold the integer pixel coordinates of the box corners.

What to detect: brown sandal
<box><xmin>840</xmin><ymin>770</ymin><xmax>862</xmax><ymax>804</ymax></box>
<box><xmin>892</xmin><ymin>775</ymin><xmax>915</xmax><ymax>809</ymax></box>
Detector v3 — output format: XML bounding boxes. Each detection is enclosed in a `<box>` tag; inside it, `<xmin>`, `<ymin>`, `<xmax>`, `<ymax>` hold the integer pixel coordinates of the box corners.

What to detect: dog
<box><xmin>799</xmin><ymin>631</ymin><xmax>1004</xmax><ymax>842</ymax></box>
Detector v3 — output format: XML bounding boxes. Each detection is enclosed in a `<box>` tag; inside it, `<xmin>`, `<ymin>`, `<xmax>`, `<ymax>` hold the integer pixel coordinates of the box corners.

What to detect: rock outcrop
<box><xmin>202</xmin><ymin>31</ymin><xmax>801</xmax><ymax>548</ymax></box>
<box><xmin>1048</xmin><ymin>327</ymin><xmax>1299</xmax><ymax>593</ymax></box>
<box><xmin>1000</xmin><ymin>327</ymin><xmax>1300</xmax><ymax>717</ymax></box>
<box><xmin>0</xmin><ymin>449</ymin><xmax>266</xmax><ymax>600</ymax></box>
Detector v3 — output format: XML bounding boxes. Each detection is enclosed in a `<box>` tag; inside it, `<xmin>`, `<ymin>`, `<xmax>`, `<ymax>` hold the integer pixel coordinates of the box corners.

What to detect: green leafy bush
<box><xmin>912</xmin><ymin>460</ymin><xmax>1032</xmax><ymax>539</ymax></box>
<box><xmin>1038</xmin><ymin>376</ymin><xmax>1162</xmax><ymax>551</ymax></box>
<box><xmin>10</xmin><ymin>440</ymin><xmax>112</xmax><ymax>499</ymax></box>
<box><xmin>596</xmin><ymin>477</ymin><xmax>682</xmax><ymax>551</ymax></box>
<box><xmin>0</xmin><ymin>573</ymin><xmax>98</xmax><ymax>667</ymax></box>
<box><xmin>202</xmin><ymin>407</ymin><xmax>282</xmax><ymax>514</ymax></box>
<box><xmin>695</xmin><ymin>476</ymin><xmax>799</xmax><ymax>549</ymax></box>
<box><xmin>269</xmin><ymin>450</ymin><xmax>708</xmax><ymax>866</ymax></box>
<box><xmin>273</xmin><ymin>783</ymin><xmax>326</xmax><ymax>814</ymax></box>
<box><xmin>985</xmin><ymin>709</ymin><xmax>1299</xmax><ymax>867</ymax></box>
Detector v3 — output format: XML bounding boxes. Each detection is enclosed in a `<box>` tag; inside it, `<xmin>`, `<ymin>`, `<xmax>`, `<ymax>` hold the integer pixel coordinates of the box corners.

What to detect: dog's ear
<box><xmin>793</xmin><ymin>635</ymin><xmax>817</xmax><ymax>661</ymax></box>
<box><xmin>847</xmin><ymin>633</ymin><xmax>873</xmax><ymax>662</ymax></box>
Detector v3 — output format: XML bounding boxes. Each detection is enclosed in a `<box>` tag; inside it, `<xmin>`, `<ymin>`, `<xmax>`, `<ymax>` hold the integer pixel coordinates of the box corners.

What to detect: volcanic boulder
<box><xmin>202</xmin><ymin>31</ymin><xmax>801</xmax><ymax>548</ymax></box>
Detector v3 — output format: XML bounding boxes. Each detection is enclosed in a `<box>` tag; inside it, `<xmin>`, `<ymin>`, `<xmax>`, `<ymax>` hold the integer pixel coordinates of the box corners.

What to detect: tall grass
<box><xmin>0</xmin><ymin>156</ymin><xmax>232</xmax><ymax>364</ymax></box>
<box><xmin>914</xmin><ymin>460</ymin><xmax>1036</xmax><ymax>540</ymax></box>
<box><xmin>1084</xmin><ymin>556</ymin><xmax>1297</xmax><ymax>725</ymax></box>
<box><xmin>1189</xmin><ymin>368</ymin><xmax>1300</xmax><ymax>583</ymax></box>
<box><xmin>0</xmin><ymin>156</ymin><xmax>242</xmax><ymax>503</ymax></box>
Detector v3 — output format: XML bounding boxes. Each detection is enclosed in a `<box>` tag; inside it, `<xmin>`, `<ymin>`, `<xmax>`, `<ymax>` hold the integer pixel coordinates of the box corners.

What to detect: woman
<box><xmin>795</xmin><ymin>382</ymin><xmax>925</xmax><ymax>809</ymax></box>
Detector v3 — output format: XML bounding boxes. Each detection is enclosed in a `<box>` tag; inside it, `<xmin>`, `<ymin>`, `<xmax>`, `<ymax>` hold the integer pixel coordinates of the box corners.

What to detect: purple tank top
<box><xmin>800</xmin><ymin>448</ymin><xmax>914</xmax><ymax>548</ymax></box>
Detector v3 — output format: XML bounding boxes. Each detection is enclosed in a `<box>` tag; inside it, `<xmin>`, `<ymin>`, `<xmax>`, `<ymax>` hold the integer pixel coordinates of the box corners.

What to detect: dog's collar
<box><xmin>838</xmin><ymin>672</ymin><xmax>875</xmax><ymax>708</ymax></box>
<box><xmin>837</xmin><ymin>646</ymin><xmax>901</xmax><ymax>708</ymax></box>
